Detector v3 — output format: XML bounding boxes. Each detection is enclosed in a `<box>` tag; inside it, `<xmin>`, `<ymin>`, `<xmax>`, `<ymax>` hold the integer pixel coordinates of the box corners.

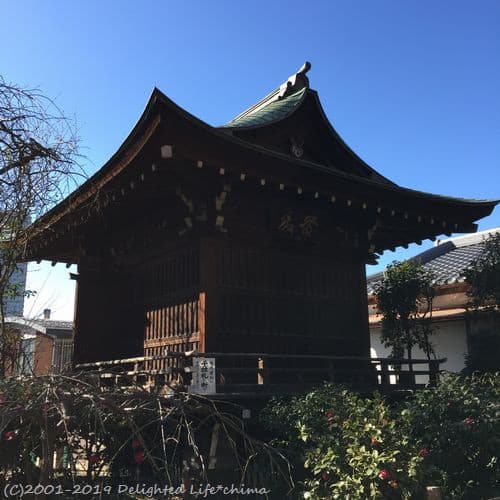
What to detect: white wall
<box><xmin>370</xmin><ymin>319</ymin><xmax>468</xmax><ymax>379</ymax></box>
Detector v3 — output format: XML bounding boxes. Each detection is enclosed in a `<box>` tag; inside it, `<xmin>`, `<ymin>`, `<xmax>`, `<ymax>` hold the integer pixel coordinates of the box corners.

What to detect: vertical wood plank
<box><xmin>160</xmin><ymin>306</ymin><xmax>165</xmax><ymax>339</ymax></box>
<box><xmin>195</xmin><ymin>298</ymin><xmax>199</xmax><ymax>334</ymax></box>
<box><xmin>198</xmin><ymin>292</ymin><xmax>206</xmax><ymax>353</ymax></box>
<box><xmin>165</xmin><ymin>304</ymin><xmax>169</xmax><ymax>338</ymax></box>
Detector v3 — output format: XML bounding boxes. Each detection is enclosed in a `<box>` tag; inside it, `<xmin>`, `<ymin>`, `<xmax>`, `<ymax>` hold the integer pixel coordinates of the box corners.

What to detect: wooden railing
<box><xmin>75</xmin><ymin>353</ymin><xmax>446</xmax><ymax>395</ymax></box>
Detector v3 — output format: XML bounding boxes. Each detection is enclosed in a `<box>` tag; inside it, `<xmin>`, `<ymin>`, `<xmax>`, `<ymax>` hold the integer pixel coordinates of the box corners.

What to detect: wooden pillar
<box><xmin>198</xmin><ymin>292</ymin><xmax>207</xmax><ymax>353</ymax></box>
<box><xmin>429</xmin><ymin>360</ymin><xmax>440</xmax><ymax>386</ymax></box>
<box><xmin>257</xmin><ymin>356</ymin><xmax>269</xmax><ymax>385</ymax></box>
<box><xmin>357</xmin><ymin>261</ymin><xmax>372</xmax><ymax>357</ymax></box>
<box><xmin>71</xmin><ymin>277</ymin><xmax>79</xmax><ymax>367</ymax></box>
<box><xmin>72</xmin><ymin>260</ymin><xmax>100</xmax><ymax>365</ymax></box>
<box><xmin>380</xmin><ymin>360</ymin><xmax>390</xmax><ymax>388</ymax></box>
<box><xmin>199</xmin><ymin>238</ymin><xmax>220</xmax><ymax>353</ymax></box>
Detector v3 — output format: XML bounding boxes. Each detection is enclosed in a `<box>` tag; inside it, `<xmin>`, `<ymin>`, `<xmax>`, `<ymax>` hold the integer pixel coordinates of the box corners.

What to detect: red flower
<box><xmin>418</xmin><ymin>448</ymin><xmax>429</xmax><ymax>457</ymax></box>
<box><xmin>321</xmin><ymin>471</ymin><xmax>329</xmax><ymax>481</ymax></box>
<box><xmin>88</xmin><ymin>454</ymin><xmax>101</xmax><ymax>464</ymax></box>
<box><xmin>3</xmin><ymin>431</ymin><xmax>17</xmax><ymax>441</ymax></box>
<box><xmin>131</xmin><ymin>439</ymin><xmax>141</xmax><ymax>449</ymax></box>
<box><xmin>378</xmin><ymin>469</ymin><xmax>391</xmax><ymax>481</ymax></box>
<box><xmin>371</xmin><ymin>437</ymin><xmax>380</xmax><ymax>446</ymax></box>
<box><xmin>134</xmin><ymin>450</ymin><xmax>145</xmax><ymax>464</ymax></box>
<box><xmin>325</xmin><ymin>410</ymin><xmax>334</xmax><ymax>421</ymax></box>
<box><xmin>463</xmin><ymin>417</ymin><xmax>475</xmax><ymax>427</ymax></box>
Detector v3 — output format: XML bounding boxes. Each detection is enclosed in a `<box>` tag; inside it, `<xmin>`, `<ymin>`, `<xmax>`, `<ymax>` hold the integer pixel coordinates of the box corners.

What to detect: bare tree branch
<box><xmin>0</xmin><ymin>75</ymin><xmax>85</xmax><ymax>376</ymax></box>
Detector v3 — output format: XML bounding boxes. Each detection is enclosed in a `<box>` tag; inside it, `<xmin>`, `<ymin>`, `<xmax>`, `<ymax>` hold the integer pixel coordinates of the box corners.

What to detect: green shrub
<box><xmin>262</xmin><ymin>385</ymin><xmax>425</xmax><ymax>499</ymax></box>
<box><xmin>374</xmin><ymin>260</ymin><xmax>436</xmax><ymax>361</ymax></box>
<box><xmin>464</xmin><ymin>311</ymin><xmax>500</xmax><ymax>373</ymax></box>
<box><xmin>402</xmin><ymin>372</ymin><xmax>500</xmax><ymax>499</ymax></box>
<box><xmin>262</xmin><ymin>374</ymin><xmax>500</xmax><ymax>499</ymax></box>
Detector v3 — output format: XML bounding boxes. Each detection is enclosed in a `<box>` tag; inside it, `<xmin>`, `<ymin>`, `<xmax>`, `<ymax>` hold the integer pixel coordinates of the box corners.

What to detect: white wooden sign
<box><xmin>189</xmin><ymin>357</ymin><xmax>216</xmax><ymax>395</ymax></box>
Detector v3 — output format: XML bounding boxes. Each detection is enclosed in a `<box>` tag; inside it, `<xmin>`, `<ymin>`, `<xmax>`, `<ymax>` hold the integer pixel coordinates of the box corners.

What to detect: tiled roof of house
<box><xmin>5</xmin><ymin>316</ymin><xmax>73</xmax><ymax>337</ymax></box>
<box><xmin>367</xmin><ymin>227</ymin><xmax>500</xmax><ymax>294</ymax></box>
<box><xmin>35</xmin><ymin>319</ymin><xmax>73</xmax><ymax>330</ymax></box>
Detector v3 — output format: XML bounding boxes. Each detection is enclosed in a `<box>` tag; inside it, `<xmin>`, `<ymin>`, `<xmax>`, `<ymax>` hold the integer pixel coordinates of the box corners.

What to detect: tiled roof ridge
<box><xmin>434</xmin><ymin>227</ymin><xmax>500</xmax><ymax>248</ymax></box>
<box><xmin>225</xmin><ymin>61</ymin><xmax>311</xmax><ymax>125</ymax></box>
<box><xmin>220</xmin><ymin>87</ymin><xmax>307</xmax><ymax>129</ymax></box>
<box><xmin>5</xmin><ymin>315</ymin><xmax>73</xmax><ymax>331</ymax></box>
<box><xmin>36</xmin><ymin>318</ymin><xmax>73</xmax><ymax>329</ymax></box>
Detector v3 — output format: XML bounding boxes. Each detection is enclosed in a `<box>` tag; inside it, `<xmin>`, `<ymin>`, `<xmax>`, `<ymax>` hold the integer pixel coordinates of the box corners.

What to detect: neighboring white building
<box><xmin>5</xmin><ymin>309</ymin><xmax>73</xmax><ymax>376</ymax></box>
<box><xmin>367</xmin><ymin>227</ymin><xmax>500</xmax><ymax>373</ymax></box>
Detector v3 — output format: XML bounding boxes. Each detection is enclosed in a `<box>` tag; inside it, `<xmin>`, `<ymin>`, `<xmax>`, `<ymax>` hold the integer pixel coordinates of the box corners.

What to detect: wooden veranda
<box><xmin>76</xmin><ymin>352</ymin><xmax>446</xmax><ymax>397</ymax></box>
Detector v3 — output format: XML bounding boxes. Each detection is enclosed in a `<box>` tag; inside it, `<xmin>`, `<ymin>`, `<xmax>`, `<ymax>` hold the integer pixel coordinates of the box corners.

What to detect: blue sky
<box><xmin>3</xmin><ymin>1</ymin><xmax>499</xmax><ymax>319</ymax></box>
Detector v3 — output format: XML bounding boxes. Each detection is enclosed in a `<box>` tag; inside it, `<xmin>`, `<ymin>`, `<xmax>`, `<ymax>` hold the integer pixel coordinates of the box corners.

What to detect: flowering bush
<box><xmin>402</xmin><ymin>372</ymin><xmax>500</xmax><ymax>498</ymax></box>
<box><xmin>262</xmin><ymin>373</ymin><xmax>500</xmax><ymax>499</ymax></box>
<box><xmin>262</xmin><ymin>385</ymin><xmax>425</xmax><ymax>499</ymax></box>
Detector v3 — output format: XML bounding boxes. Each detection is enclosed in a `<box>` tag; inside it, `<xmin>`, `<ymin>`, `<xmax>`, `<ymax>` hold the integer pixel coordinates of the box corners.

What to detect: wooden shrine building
<box><xmin>22</xmin><ymin>63</ymin><xmax>497</xmax><ymax>378</ymax></box>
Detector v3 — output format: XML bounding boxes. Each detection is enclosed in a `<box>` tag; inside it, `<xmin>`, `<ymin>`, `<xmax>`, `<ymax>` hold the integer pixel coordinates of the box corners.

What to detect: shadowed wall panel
<box><xmin>140</xmin><ymin>246</ymin><xmax>200</xmax><ymax>370</ymax></box>
<box><xmin>215</xmin><ymin>244</ymin><xmax>365</xmax><ymax>356</ymax></box>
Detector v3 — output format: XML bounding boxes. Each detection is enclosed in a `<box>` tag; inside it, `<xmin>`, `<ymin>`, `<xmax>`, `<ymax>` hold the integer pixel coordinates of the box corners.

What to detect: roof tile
<box><xmin>367</xmin><ymin>228</ymin><xmax>500</xmax><ymax>293</ymax></box>
<box><xmin>222</xmin><ymin>87</ymin><xmax>307</xmax><ymax>129</ymax></box>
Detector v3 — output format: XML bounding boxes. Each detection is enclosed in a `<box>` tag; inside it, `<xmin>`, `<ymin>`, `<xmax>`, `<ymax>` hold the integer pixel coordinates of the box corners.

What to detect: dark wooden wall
<box><xmin>74</xmin><ymin>237</ymin><xmax>369</xmax><ymax>364</ymax></box>
<box><xmin>211</xmin><ymin>240</ymin><xmax>368</xmax><ymax>356</ymax></box>
<box><xmin>72</xmin><ymin>162</ymin><xmax>371</xmax><ymax>364</ymax></box>
<box><xmin>73</xmin><ymin>262</ymin><xmax>143</xmax><ymax>364</ymax></box>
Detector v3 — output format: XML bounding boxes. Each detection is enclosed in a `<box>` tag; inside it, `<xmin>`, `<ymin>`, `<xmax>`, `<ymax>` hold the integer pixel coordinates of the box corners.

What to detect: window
<box><xmin>52</xmin><ymin>339</ymin><xmax>73</xmax><ymax>373</ymax></box>
<box><xmin>18</xmin><ymin>337</ymin><xmax>35</xmax><ymax>376</ymax></box>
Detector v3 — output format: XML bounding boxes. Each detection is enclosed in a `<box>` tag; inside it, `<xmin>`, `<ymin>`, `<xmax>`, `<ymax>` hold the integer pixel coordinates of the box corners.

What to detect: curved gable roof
<box><xmin>21</xmin><ymin>66</ymin><xmax>498</xmax><ymax>261</ymax></box>
<box><xmin>219</xmin><ymin>63</ymin><xmax>395</xmax><ymax>184</ymax></box>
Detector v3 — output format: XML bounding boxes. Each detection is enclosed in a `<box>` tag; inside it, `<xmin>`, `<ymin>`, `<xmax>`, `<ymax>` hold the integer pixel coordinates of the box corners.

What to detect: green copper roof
<box><xmin>222</xmin><ymin>87</ymin><xmax>307</xmax><ymax>129</ymax></box>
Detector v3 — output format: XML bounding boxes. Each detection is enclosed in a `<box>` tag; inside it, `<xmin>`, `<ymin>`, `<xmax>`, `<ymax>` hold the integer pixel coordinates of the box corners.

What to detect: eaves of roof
<box><xmin>369</xmin><ymin>307</ymin><xmax>466</xmax><ymax>326</ymax></box>
<box><xmin>23</xmin><ymin>87</ymin><xmax>499</xmax><ymax>244</ymax></box>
